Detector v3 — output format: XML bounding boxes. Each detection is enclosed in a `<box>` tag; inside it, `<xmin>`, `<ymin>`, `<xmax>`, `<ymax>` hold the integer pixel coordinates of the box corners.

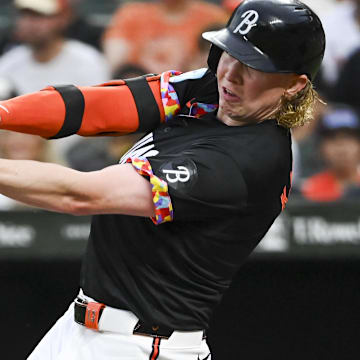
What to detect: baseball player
<box><xmin>0</xmin><ymin>1</ymin><xmax>325</xmax><ymax>359</ymax></box>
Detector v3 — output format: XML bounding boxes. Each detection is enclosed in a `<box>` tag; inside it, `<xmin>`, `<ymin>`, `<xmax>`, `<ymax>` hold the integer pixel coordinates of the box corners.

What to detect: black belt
<box><xmin>74</xmin><ymin>297</ymin><xmax>206</xmax><ymax>339</ymax></box>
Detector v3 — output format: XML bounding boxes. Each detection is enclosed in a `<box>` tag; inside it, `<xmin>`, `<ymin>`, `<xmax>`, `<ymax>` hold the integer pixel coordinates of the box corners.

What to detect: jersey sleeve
<box><xmin>127</xmin><ymin>142</ymin><xmax>248</xmax><ymax>224</ymax></box>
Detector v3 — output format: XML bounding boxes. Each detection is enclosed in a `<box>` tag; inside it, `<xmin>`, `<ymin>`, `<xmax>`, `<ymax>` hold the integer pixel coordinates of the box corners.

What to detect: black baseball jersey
<box><xmin>80</xmin><ymin>69</ymin><xmax>292</xmax><ymax>330</ymax></box>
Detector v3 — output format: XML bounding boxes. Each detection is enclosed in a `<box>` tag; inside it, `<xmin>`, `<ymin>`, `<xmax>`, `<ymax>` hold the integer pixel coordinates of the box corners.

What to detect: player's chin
<box><xmin>221</xmin><ymin>103</ymin><xmax>245</xmax><ymax>119</ymax></box>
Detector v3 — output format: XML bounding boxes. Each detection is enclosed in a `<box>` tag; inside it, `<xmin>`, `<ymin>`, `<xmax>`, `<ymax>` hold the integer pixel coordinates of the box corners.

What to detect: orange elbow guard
<box><xmin>0</xmin><ymin>75</ymin><xmax>165</xmax><ymax>138</ymax></box>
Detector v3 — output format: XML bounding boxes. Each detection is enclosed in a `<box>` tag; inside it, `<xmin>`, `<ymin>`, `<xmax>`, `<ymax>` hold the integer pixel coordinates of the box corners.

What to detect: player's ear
<box><xmin>284</xmin><ymin>74</ymin><xmax>308</xmax><ymax>98</ymax></box>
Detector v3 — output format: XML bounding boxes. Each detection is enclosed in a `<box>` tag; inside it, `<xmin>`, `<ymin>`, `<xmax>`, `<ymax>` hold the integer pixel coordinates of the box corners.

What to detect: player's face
<box><xmin>216</xmin><ymin>52</ymin><xmax>298</xmax><ymax>126</ymax></box>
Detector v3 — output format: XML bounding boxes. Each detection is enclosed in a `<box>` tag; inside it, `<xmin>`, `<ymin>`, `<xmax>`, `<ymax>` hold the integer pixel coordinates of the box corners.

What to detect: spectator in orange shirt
<box><xmin>301</xmin><ymin>105</ymin><xmax>360</xmax><ymax>201</ymax></box>
<box><xmin>102</xmin><ymin>0</ymin><xmax>228</xmax><ymax>74</ymax></box>
<box><xmin>222</xmin><ymin>0</ymin><xmax>243</xmax><ymax>13</ymax></box>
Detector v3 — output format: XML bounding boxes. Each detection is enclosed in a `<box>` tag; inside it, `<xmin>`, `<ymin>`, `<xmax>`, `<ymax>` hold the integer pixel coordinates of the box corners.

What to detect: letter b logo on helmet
<box><xmin>202</xmin><ymin>0</ymin><xmax>326</xmax><ymax>81</ymax></box>
<box><xmin>233</xmin><ymin>10</ymin><xmax>259</xmax><ymax>35</ymax></box>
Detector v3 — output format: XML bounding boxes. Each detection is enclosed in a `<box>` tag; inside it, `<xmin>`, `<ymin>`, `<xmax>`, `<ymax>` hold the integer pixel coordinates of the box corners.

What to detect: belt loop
<box><xmin>85</xmin><ymin>302</ymin><xmax>105</xmax><ymax>331</ymax></box>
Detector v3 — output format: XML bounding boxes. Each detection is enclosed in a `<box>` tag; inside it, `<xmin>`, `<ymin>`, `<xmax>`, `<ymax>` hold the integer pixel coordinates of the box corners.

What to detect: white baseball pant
<box><xmin>27</xmin><ymin>292</ymin><xmax>211</xmax><ymax>360</ymax></box>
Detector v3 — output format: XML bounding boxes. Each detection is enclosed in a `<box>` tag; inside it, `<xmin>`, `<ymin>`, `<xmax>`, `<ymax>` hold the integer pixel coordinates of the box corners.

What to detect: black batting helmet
<box><xmin>202</xmin><ymin>0</ymin><xmax>326</xmax><ymax>80</ymax></box>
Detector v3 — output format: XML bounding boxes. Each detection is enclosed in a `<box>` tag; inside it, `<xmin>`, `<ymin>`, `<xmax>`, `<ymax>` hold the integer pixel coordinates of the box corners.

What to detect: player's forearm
<box><xmin>0</xmin><ymin>75</ymin><xmax>165</xmax><ymax>138</ymax></box>
<box><xmin>0</xmin><ymin>160</ymin><xmax>156</xmax><ymax>217</ymax></box>
<box><xmin>0</xmin><ymin>159</ymin><xmax>87</xmax><ymax>213</ymax></box>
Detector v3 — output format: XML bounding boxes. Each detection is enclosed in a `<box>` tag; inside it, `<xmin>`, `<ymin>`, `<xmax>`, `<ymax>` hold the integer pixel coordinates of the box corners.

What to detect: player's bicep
<box><xmin>79</xmin><ymin>164</ymin><xmax>155</xmax><ymax>217</ymax></box>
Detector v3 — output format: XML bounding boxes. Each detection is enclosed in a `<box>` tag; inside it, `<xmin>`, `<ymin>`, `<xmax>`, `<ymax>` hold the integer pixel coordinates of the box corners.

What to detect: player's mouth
<box><xmin>222</xmin><ymin>87</ymin><xmax>241</xmax><ymax>102</ymax></box>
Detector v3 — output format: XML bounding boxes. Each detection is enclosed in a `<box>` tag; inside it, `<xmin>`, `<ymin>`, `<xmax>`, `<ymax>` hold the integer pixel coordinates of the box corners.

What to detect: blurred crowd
<box><xmin>0</xmin><ymin>0</ymin><xmax>359</xmax><ymax>210</ymax></box>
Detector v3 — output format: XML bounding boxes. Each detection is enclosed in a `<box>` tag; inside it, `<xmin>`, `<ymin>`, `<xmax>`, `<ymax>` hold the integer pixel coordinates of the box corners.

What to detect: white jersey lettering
<box><xmin>120</xmin><ymin>132</ymin><xmax>159</xmax><ymax>164</ymax></box>
<box><xmin>162</xmin><ymin>166</ymin><xmax>191</xmax><ymax>183</ymax></box>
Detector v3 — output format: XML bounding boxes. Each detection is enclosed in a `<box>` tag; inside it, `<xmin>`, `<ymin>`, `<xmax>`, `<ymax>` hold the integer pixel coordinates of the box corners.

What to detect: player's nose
<box><xmin>225</xmin><ymin>59</ymin><xmax>244</xmax><ymax>85</ymax></box>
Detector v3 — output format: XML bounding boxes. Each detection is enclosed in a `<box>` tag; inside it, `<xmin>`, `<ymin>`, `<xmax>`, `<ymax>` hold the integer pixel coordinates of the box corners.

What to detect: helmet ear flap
<box><xmin>207</xmin><ymin>45</ymin><xmax>223</xmax><ymax>74</ymax></box>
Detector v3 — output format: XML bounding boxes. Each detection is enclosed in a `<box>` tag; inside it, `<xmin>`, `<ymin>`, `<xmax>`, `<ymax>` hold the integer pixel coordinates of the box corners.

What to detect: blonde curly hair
<box><xmin>275</xmin><ymin>80</ymin><xmax>323</xmax><ymax>129</ymax></box>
